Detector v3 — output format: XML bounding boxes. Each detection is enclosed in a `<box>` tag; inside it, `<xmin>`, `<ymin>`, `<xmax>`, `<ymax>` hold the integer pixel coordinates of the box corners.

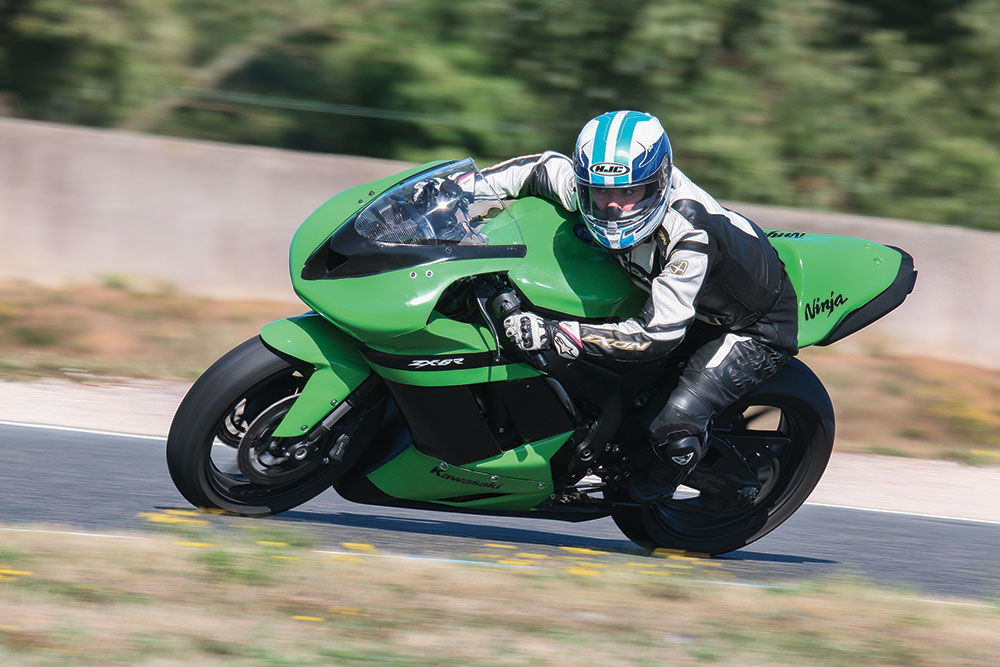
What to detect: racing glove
<box><xmin>503</xmin><ymin>312</ymin><xmax>582</xmax><ymax>360</ymax></box>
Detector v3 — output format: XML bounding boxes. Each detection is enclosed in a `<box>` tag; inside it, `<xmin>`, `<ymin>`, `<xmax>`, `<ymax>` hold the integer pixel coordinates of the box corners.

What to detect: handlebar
<box><xmin>483</xmin><ymin>285</ymin><xmax>549</xmax><ymax>370</ymax></box>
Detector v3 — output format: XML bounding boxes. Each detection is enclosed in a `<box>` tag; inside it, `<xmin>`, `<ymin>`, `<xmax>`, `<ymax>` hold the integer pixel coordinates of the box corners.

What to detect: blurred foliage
<box><xmin>2</xmin><ymin>0</ymin><xmax>1000</xmax><ymax>228</ymax></box>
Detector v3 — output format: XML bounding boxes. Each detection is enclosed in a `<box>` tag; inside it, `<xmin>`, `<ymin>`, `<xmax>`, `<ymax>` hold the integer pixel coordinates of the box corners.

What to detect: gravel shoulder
<box><xmin>2</xmin><ymin>378</ymin><xmax>997</xmax><ymax>524</ymax></box>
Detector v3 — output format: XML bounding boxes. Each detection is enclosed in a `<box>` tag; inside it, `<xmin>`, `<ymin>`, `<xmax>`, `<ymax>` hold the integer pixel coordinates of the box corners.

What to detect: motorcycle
<box><xmin>166</xmin><ymin>159</ymin><xmax>917</xmax><ymax>555</ymax></box>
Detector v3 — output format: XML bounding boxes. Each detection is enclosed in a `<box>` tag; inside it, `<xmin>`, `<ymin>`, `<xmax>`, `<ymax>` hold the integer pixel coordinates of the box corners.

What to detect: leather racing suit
<box><xmin>482</xmin><ymin>151</ymin><xmax>800</xmax><ymax>500</ymax></box>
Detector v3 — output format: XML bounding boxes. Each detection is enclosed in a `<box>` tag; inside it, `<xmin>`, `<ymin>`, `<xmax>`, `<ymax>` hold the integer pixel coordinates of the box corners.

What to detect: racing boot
<box><xmin>625</xmin><ymin>432</ymin><xmax>708</xmax><ymax>504</ymax></box>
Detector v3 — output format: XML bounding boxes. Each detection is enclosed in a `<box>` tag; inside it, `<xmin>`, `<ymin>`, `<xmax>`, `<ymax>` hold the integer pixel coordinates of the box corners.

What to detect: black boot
<box><xmin>625</xmin><ymin>433</ymin><xmax>707</xmax><ymax>504</ymax></box>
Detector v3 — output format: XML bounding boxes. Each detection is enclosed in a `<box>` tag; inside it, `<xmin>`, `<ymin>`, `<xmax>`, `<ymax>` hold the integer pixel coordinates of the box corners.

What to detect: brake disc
<box><xmin>236</xmin><ymin>395</ymin><xmax>314</xmax><ymax>486</ymax></box>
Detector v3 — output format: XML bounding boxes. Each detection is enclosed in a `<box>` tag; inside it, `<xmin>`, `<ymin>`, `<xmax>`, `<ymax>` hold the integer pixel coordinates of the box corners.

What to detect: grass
<box><xmin>2</xmin><ymin>279</ymin><xmax>1000</xmax><ymax>463</ymax></box>
<box><xmin>0</xmin><ymin>521</ymin><xmax>996</xmax><ymax>666</ymax></box>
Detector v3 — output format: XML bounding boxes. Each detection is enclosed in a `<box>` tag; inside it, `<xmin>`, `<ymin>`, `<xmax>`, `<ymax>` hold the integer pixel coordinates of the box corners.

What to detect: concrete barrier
<box><xmin>1</xmin><ymin>118</ymin><xmax>996</xmax><ymax>367</ymax></box>
<box><xmin>0</xmin><ymin>117</ymin><xmax>408</xmax><ymax>302</ymax></box>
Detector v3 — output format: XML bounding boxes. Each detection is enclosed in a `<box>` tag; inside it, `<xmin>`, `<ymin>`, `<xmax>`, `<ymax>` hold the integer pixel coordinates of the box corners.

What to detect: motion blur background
<box><xmin>3</xmin><ymin>0</ymin><xmax>1000</xmax><ymax>370</ymax></box>
<box><xmin>3</xmin><ymin>0</ymin><xmax>1000</xmax><ymax>229</ymax></box>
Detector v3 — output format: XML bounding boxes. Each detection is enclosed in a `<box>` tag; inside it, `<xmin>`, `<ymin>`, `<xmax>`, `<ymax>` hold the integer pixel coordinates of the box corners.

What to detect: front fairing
<box><xmin>290</xmin><ymin>160</ymin><xmax>527</xmax><ymax>344</ymax></box>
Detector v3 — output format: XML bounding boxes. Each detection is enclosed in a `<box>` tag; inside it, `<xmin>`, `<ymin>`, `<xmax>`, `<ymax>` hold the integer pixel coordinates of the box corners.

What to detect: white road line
<box><xmin>909</xmin><ymin>598</ymin><xmax>997</xmax><ymax>609</ymax></box>
<box><xmin>0</xmin><ymin>526</ymin><xmax>143</xmax><ymax>539</ymax></box>
<box><xmin>0</xmin><ymin>419</ymin><xmax>164</xmax><ymax>441</ymax></box>
<box><xmin>804</xmin><ymin>501</ymin><xmax>1000</xmax><ymax>526</ymax></box>
<box><xmin>1</xmin><ymin>420</ymin><xmax>998</xmax><ymax>526</ymax></box>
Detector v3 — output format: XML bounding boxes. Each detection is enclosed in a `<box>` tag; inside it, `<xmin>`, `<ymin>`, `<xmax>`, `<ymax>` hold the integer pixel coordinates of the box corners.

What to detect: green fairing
<box><xmin>259</xmin><ymin>314</ymin><xmax>371</xmax><ymax>437</ymax></box>
<box><xmin>366</xmin><ymin>431</ymin><xmax>572</xmax><ymax>510</ymax></box>
<box><xmin>765</xmin><ymin>232</ymin><xmax>903</xmax><ymax>347</ymax></box>
<box><xmin>505</xmin><ymin>197</ymin><xmax>649</xmax><ymax>318</ymax></box>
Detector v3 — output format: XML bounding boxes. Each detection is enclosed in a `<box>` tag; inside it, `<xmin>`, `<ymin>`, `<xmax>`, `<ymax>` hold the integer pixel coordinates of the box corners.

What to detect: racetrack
<box><xmin>1</xmin><ymin>421</ymin><xmax>996</xmax><ymax>604</ymax></box>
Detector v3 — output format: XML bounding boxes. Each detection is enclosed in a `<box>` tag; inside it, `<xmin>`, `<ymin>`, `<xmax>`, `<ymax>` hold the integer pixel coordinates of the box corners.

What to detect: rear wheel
<box><xmin>610</xmin><ymin>358</ymin><xmax>834</xmax><ymax>555</ymax></box>
<box><xmin>166</xmin><ymin>336</ymin><xmax>381</xmax><ymax>516</ymax></box>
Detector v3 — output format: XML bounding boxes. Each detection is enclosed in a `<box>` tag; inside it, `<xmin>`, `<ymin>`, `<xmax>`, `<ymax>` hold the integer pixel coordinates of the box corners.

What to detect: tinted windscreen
<box><xmin>353</xmin><ymin>159</ymin><xmax>521</xmax><ymax>247</ymax></box>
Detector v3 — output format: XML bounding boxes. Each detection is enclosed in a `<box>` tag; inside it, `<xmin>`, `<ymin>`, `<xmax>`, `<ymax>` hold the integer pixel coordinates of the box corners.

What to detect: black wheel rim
<box><xmin>202</xmin><ymin>368</ymin><xmax>337</xmax><ymax>504</ymax></box>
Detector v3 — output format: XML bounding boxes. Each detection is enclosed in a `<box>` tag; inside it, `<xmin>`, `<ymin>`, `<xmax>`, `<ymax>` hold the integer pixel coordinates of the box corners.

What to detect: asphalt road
<box><xmin>1</xmin><ymin>422</ymin><xmax>996</xmax><ymax>602</ymax></box>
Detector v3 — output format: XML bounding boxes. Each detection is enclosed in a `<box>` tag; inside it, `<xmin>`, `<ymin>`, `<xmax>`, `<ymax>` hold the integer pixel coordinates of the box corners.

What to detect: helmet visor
<box><xmin>577</xmin><ymin>181</ymin><xmax>664</xmax><ymax>229</ymax></box>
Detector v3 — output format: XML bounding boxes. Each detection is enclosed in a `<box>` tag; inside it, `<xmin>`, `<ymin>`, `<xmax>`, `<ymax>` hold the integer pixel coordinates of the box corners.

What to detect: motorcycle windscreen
<box><xmin>301</xmin><ymin>158</ymin><xmax>525</xmax><ymax>282</ymax></box>
<box><xmin>353</xmin><ymin>158</ymin><xmax>523</xmax><ymax>248</ymax></box>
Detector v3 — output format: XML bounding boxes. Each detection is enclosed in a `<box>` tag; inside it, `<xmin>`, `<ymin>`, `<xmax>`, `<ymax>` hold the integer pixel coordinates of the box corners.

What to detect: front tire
<box><xmin>610</xmin><ymin>358</ymin><xmax>835</xmax><ymax>555</ymax></box>
<box><xmin>166</xmin><ymin>336</ymin><xmax>377</xmax><ymax>516</ymax></box>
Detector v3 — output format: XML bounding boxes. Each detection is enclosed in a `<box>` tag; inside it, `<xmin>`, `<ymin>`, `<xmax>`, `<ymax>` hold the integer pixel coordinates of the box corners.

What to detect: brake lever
<box><xmin>475</xmin><ymin>294</ymin><xmax>504</xmax><ymax>364</ymax></box>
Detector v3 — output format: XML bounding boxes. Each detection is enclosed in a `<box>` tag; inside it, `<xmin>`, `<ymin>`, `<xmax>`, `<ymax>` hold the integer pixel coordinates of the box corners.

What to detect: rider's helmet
<box><xmin>573</xmin><ymin>111</ymin><xmax>673</xmax><ymax>251</ymax></box>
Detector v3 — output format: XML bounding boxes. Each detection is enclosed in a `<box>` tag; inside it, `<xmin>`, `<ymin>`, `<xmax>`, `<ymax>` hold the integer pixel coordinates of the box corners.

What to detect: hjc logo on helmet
<box><xmin>590</xmin><ymin>163</ymin><xmax>631</xmax><ymax>177</ymax></box>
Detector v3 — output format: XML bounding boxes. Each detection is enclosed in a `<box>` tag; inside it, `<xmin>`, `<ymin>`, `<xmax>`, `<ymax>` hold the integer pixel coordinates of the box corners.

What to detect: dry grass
<box><xmin>0</xmin><ymin>522</ymin><xmax>996</xmax><ymax>666</ymax></box>
<box><xmin>0</xmin><ymin>279</ymin><xmax>293</xmax><ymax>380</ymax></box>
<box><xmin>1</xmin><ymin>279</ymin><xmax>998</xmax><ymax>464</ymax></box>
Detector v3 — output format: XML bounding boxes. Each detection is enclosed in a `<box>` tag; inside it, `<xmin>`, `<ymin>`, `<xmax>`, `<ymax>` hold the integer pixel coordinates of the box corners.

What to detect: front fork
<box><xmin>259</xmin><ymin>312</ymin><xmax>372</xmax><ymax>437</ymax></box>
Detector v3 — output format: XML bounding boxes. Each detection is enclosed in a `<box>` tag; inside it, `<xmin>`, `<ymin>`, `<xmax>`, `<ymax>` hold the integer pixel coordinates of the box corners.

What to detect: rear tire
<box><xmin>166</xmin><ymin>336</ymin><xmax>377</xmax><ymax>516</ymax></box>
<box><xmin>610</xmin><ymin>358</ymin><xmax>834</xmax><ymax>555</ymax></box>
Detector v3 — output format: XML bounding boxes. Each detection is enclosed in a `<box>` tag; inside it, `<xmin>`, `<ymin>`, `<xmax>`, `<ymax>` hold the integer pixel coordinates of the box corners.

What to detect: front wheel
<box><xmin>166</xmin><ymin>336</ymin><xmax>381</xmax><ymax>516</ymax></box>
<box><xmin>609</xmin><ymin>358</ymin><xmax>835</xmax><ymax>555</ymax></box>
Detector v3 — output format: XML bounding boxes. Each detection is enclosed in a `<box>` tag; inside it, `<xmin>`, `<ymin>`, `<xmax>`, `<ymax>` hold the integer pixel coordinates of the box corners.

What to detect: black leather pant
<box><xmin>649</xmin><ymin>333</ymin><xmax>790</xmax><ymax>445</ymax></box>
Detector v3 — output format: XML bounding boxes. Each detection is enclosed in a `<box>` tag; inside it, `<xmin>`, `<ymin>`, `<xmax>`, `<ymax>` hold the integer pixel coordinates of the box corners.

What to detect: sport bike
<box><xmin>166</xmin><ymin>159</ymin><xmax>917</xmax><ymax>554</ymax></box>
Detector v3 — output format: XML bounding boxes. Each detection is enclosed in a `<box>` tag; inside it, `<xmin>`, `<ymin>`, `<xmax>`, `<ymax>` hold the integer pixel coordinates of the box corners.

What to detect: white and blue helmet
<box><xmin>573</xmin><ymin>111</ymin><xmax>673</xmax><ymax>251</ymax></box>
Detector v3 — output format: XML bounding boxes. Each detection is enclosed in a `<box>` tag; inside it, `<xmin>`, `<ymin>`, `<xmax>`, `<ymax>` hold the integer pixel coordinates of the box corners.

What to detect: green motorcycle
<box><xmin>166</xmin><ymin>159</ymin><xmax>917</xmax><ymax>555</ymax></box>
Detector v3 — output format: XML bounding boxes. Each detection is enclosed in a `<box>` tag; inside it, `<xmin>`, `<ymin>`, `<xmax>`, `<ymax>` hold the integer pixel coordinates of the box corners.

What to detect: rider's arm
<box><xmin>562</xmin><ymin>223</ymin><xmax>712</xmax><ymax>362</ymax></box>
<box><xmin>480</xmin><ymin>152</ymin><xmax>578</xmax><ymax>211</ymax></box>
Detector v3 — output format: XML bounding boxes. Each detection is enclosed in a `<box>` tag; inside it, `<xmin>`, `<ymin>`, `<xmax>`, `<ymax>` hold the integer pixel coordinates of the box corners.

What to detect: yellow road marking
<box><xmin>0</xmin><ymin>625</ymin><xmax>20</xmax><ymax>631</ymax></box>
<box><xmin>483</xmin><ymin>543</ymin><xmax>517</xmax><ymax>549</ymax></box>
<box><xmin>0</xmin><ymin>575</ymin><xmax>17</xmax><ymax>582</ymax></box>
<box><xmin>164</xmin><ymin>509</ymin><xmax>202</xmax><ymax>516</ymax></box>
<box><xmin>559</xmin><ymin>546</ymin><xmax>608</xmax><ymax>556</ymax></box>
<box><xmin>626</xmin><ymin>562</ymin><xmax>657</xmax><ymax>568</ymax></box>
<box><xmin>661</xmin><ymin>563</ymin><xmax>694</xmax><ymax>570</ymax></box>
<box><xmin>971</xmin><ymin>449</ymin><xmax>1000</xmax><ymax>457</ymax></box>
<box><xmin>341</xmin><ymin>542</ymin><xmax>376</xmax><ymax>552</ymax></box>
<box><xmin>497</xmin><ymin>559</ymin><xmax>533</xmax><ymax>566</ymax></box>
<box><xmin>175</xmin><ymin>542</ymin><xmax>212</xmax><ymax>548</ymax></box>
<box><xmin>640</xmin><ymin>571</ymin><xmax>673</xmax><ymax>577</ymax></box>
<box><xmin>328</xmin><ymin>554</ymin><xmax>364</xmax><ymax>563</ymax></box>
<box><xmin>256</xmin><ymin>541</ymin><xmax>289</xmax><ymax>547</ymax></box>
<box><xmin>136</xmin><ymin>512</ymin><xmax>208</xmax><ymax>525</ymax></box>
<box><xmin>514</xmin><ymin>552</ymin><xmax>549</xmax><ymax>559</ymax></box>
<box><xmin>271</xmin><ymin>555</ymin><xmax>302</xmax><ymax>561</ymax></box>
<box><xmin>329</xmin><ymin>606</ymin><xmax>370</xmax><ymax>617</ymax></box>
<box><xmin>292</xmin><ymin>616</ymin><xmax>325</xmax><ymax>622</ymax></box>
<box><xmin>0</xmin><ymin>570</ymin><xmax>32</xmax><ymax>576</ymax></box>
<box><xmin>566</xmin><ymin>567</ymin><xmax>601</xmax><ymax>576</ymax></box>
<box><xmin>651</xmin><ymin>548</ymin><xmax>685</xmax><ymax>556</ymax></box>
<box><xmin>571</xmin><ymin>561</ymin><xmax>608</xmax><ymax>569</ymax></box>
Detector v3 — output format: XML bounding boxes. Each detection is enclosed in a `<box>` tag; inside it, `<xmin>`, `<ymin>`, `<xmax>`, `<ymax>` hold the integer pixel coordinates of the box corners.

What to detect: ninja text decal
<box><xmin>804</xmin><ymin>291</ymin><xmax>848</xmax><ymax>321</ymax></box>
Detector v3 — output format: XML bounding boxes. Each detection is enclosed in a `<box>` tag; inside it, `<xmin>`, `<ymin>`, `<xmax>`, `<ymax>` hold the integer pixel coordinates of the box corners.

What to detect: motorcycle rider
<box><xmin>486</xmin><ymin>110</ymin><xmax>799</xmax><ymax>503</ymax></box>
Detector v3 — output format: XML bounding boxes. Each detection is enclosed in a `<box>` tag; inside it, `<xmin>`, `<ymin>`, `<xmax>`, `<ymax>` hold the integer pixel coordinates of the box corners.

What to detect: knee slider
<box><xmin>654</xmin><ymin>434</ymin><xmax>707</xmax><ymax>469</ymax></box>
